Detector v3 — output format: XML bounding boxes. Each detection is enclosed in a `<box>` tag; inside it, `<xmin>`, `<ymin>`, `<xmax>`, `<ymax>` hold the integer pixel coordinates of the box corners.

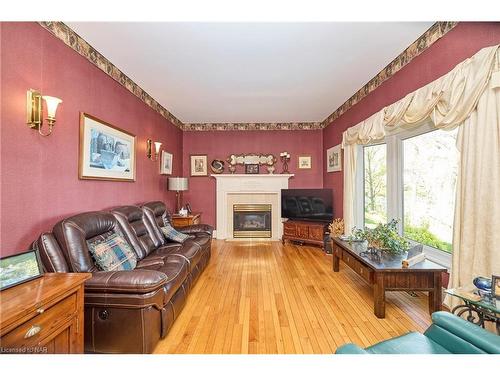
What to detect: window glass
<box><xmin>363</xmin><ymin>144</ymin><xmax>387</xmax><ymax>228</ymax></box>
<box><xmin>403</xmin><ymin>129</ymin><xmax>458</xmax><ymax>253</ymax></box>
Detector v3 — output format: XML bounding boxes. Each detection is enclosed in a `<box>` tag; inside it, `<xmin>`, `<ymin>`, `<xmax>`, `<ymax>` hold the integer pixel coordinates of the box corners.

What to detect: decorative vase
<box><xmin>228</xmin><ymin>165</ymin><xmax>236</xmax><ymax>174</ymax></box>
<box><xmin>267</xmin><ymin>165</ymin><xmax>275</xmax><ymax>174</ymax></box>
<box><xmin>473</xmin><ymin>276</ymin><xmax>492</xmax><ymax>291</ymax></box>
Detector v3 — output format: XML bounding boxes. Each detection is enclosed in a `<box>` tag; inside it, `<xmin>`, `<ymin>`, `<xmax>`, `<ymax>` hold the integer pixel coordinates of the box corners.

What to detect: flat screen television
<box><xmin>281</xmin><ymin>188</ymin><xmax>333</xmax><ymax>223</ymax></box>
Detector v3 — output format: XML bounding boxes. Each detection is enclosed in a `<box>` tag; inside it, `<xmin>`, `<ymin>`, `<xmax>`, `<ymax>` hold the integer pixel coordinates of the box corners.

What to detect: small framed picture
<box><xmin>245</xmin><ymin>164</ymin><xmax>259</xmax><ymax>174</ymax></box>
<box><xmin>298</xmin><ymin>155</ymin><xmax>312</xmax><ymax>169</ymax></box>
<box><xmin>190</xmin><ymin>154</ymin><xmax>208</xmax><ymax>176</ymax></box>
<box><xmin>492</xmin><ymin>275</ymin><xmax>500</xmax><ymax>298</ymax></box>
<box><xmin>0</xmin><ymin>250</ymin><xmax>44</xmax><ymax>291</ymax></box>
<box><xmin>327</xmin><ymin>145</ymin><xmax>342</xmax><ymax>173</ymax></box>
<box><xmin>160</xmin><ymin>151</ymin><xmax>173</xmax><ymax>175</ymax></box>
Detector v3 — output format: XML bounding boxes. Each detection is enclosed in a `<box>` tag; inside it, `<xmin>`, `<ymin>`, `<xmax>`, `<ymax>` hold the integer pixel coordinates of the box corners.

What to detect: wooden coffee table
<box><xmin>332</xmin><ymin>238</ymin><xmax>447</xmax><ymax>318</ymax></box>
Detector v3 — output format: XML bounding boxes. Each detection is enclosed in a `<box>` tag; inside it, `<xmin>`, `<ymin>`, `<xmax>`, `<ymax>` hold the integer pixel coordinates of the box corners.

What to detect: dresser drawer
<box><xmin>309</xmin><ymin>226</ymin><xmax>324</xmax><ymax>241</ymax></box>
<box><xmin>342</xmin><ymin>252</ymin><xmax>373</xmax><ymax>283</ymax></box>
<box><xmin>1</xmin><ymin>293</ymin><xmax>77</xmax><ymax>348</ymax></box>
<box><xmin>296</xmin><ymin>225</ymin><xmax>309</xmax><ymax>238</ymax></box>
<box><xmin>283</xmin><ymin>223</ymin><xmax>296</xmax><ymax>236</ymax></box>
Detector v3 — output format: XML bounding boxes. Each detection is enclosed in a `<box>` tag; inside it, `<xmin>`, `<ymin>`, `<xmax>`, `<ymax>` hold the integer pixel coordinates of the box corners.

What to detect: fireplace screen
<box><xmin>233</xmin><ymin>204</ymin><xmax>272</xmax><ymax>238</ymax></box>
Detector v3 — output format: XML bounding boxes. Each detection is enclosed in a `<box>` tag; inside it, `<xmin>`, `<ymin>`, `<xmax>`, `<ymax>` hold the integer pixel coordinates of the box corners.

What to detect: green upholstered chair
<box><xmin>335</xmin><ymin>311</ymin><xmax>500</xmax><ymax>354</ymax></box>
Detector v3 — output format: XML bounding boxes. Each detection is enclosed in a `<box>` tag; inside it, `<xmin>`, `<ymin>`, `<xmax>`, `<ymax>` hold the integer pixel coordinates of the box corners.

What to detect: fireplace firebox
<box><xmin>233</xmin><ymin>204</ymin><xmax>272</xmax><ymax>238</ymax></box>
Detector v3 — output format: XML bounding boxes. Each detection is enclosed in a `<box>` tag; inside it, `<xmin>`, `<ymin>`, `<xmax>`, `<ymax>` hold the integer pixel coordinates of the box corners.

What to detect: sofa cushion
<box><xmin>365</xmin><ymin>332</ymin><xmax>450</xmax><ymax>354</ymax></box>
<box><xmin>140</xmin><ymin>254</ymin><xmax>189</xmax><ymax>301</ymax></box>
<box><xmin>160</xmin><ymin>222</ymin><xmax>193</xmax><ymax>243</ymax></box>
<box><xmin>152</xmin><ymin>239</ymin><xmax>203</xmax><ymax>271</ymax></box>
<box><xmin>87</xmin><ymin>231</ymin><xmax>137</xmax><ymax>271</ymax></box>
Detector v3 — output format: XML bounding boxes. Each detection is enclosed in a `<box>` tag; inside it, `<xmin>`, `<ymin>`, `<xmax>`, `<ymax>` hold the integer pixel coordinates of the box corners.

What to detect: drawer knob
<box><xmin>36</xmin><ymin>308</ymin><xmax>44</xmax><ymax>314</ymax></box>
<box><xmin>24</xmin><ymin>324</ymin><xmax>42</xmax><ymax>339</ymax></box>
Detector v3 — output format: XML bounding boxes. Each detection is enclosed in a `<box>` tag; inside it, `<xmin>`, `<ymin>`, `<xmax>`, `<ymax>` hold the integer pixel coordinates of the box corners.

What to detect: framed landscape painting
<box><xmin>160</xmin><ymin>151</ymin><xmax>173</xmax><ymax>175</ymax></box>
<box><xmin>327</xmin><ymin>145</ymin><xmax>342</xmax><ymax>172</ymax></box>
<box><xmin>79</xmin><ymin>113</ymin><xmax>136</xmax><ymax>181</ymax></box>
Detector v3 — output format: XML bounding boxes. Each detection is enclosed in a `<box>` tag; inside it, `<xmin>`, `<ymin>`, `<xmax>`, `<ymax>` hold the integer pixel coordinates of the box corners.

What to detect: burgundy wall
<box><xmin>182</xmin><ymin>130</ymin><xmax>324</xmax><ymax>228</ymax></box>
<box><xmin>322</xmin><ymin>22</ymin><xmax>500</xmax><ymax>218</ymax></box>
<box><xmin>0</xmin><ymin>23</ymin><xmax>183</xmax><ymax>255</ymax></box>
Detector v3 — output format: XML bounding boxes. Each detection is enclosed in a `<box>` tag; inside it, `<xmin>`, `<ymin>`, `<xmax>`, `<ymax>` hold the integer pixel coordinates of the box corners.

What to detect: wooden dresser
<box><xmin>171</xmin><ymin>213</ymin><xmax>201</xmax><ymax>228</ymax></box>
<box><xmin>282</xmin><ymin>220</ymin><xmax>327</xmax><ymax>248</ymax></box>
<box><xmin>0</xmin><ymin>273</ymin><xmax>90</xmax><ymax>354</ymax></box>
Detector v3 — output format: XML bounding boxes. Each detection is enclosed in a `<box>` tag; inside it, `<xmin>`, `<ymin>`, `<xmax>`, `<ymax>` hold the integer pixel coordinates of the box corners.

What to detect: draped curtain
<box><xmin>341</xmin><ymin>45</ymin><xmax>500</xmax><ymax>300</ymax></box>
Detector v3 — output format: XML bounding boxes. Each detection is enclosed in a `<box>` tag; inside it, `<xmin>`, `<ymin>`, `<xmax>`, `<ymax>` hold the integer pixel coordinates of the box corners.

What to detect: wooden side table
<box><xmin>171</xmin><ymin>213</ymin><xmax>201</xmax><ymax>228</ymax></box>
<box><xmin>0</xmin><ymin>273</ymin><xmax>91</xmax><ymax>354</ymax></box>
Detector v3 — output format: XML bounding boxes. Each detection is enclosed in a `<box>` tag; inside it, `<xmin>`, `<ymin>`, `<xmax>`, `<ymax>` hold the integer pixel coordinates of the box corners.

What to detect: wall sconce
<box><xmin>26</xmin><ymin>89</ymin><xmax>62</xmax><ymax>136</ymax></box>
<box><xmin>146</xmin><ymin>139</ymin><xmax>162</xmax><ymax>161</ymax></box>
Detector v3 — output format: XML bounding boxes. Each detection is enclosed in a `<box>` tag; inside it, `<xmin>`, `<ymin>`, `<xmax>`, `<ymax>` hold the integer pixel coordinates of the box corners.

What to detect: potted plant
<box><xmin>349</xmin><ymin>219</ymin><xmax>409</xmax><ymax>256</ymax></box>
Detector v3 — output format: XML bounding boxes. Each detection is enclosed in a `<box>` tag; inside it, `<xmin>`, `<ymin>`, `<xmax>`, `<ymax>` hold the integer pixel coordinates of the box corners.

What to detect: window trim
<box><xmin>357</xmin><ymin>121</ymin><xmax>453</xmax><ymax>269</ymax></box>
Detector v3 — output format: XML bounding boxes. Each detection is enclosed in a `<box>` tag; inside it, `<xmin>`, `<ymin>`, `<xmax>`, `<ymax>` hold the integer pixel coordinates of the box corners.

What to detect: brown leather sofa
<box><xmin>32</xmin><ymin>201</ymin><xmax>213</xmax><ymax>353</ymax></box>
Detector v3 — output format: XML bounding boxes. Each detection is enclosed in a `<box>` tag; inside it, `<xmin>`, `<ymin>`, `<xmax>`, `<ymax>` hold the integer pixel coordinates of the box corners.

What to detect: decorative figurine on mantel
<box><xmin>280</xmin><ymin>151</ymin><xmax>291</xmax><ymax>174</ymax></box>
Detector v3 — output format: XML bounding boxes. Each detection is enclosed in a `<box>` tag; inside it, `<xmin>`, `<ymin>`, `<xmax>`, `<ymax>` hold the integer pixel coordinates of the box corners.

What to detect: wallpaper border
<box><xmin>39</xmin><ymin>21</ymin><xmax>457</xmax><ymax>131</ymax></box>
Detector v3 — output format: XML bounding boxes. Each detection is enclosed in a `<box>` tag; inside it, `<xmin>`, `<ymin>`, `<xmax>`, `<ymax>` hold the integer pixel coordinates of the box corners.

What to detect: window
<box><xmin>403</xmin><ymin>129</ymin><xmax>458</xmax><ymax>253</ymax></box>
<box><xmin>355</xmin><ymin>123</ymin><xmax>459</xmax><ymax>267</ymax></box>
<box><xmin>363</xmin><ymin>144</ymin><xmax>387</xmax><ymax>228</ymax></box>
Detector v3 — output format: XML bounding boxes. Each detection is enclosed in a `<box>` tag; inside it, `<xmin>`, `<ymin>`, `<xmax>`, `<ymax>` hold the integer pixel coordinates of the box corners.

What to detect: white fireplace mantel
<box><xmin>212</xmin><ymin>174</ymin><xmax>294</xmax><ymax>240</ymax></box>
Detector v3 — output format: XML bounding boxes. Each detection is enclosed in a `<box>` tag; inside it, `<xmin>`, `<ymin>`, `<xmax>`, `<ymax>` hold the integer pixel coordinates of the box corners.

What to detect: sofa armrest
<box><xmin>85</xmin><ymin>270</ymin><xmax>168</xmax><ymax>294</ymax></box>
<box><xmin>179</xmin><ymin>224</ymin><xmax>214</xmax><ymax>235</ymax></box>
<box><xmin>335</xmin><ymin>343</ymin><xmax>369</xmax><ymax>354</ymax></box>
<box><xmin>426</xmin><ymin>311</ymin><xmax>500</xmax><ymax>354</ymax></box>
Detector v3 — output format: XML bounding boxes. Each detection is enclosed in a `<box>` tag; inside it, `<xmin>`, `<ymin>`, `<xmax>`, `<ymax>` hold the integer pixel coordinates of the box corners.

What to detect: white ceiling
<box><xmin>67</xmin><ymin>22</ymin><xmax>433</xmax><ymax>123</ymax></box>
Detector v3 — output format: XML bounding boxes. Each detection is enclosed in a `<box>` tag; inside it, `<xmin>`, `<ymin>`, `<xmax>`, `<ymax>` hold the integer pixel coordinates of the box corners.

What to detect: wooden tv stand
<box><xmin>282</xmin><ymin>220</ymin><xmax>328</xmax><ymax>248</ymax></box>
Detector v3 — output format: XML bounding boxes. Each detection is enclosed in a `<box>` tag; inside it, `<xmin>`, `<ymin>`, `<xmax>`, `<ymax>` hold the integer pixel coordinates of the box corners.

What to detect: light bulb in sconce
<box><xmin>147</xmin><ymin>139</ymin><xmax>162</xmax><ymax>161</ymax></box>
<box><xmin>42</xmin><ymin>95</ymin><xmax>62</xmax><ymax>124</ymax></box>
<box><xmin>154</xmin><ymin>142</ymin><xmax>162</xmax><ymax>159</ymax></box>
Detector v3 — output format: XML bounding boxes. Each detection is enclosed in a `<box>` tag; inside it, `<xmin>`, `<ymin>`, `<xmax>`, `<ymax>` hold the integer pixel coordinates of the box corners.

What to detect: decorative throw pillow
<box><xmin>160</xmin><ymin>222</ymin><xmax>193</xmax><ymax>243</ymax></box>
<box><xmin>87</xmin><ymin>231</ymin><xmax>137</xmax><ymax>271</ymax></box>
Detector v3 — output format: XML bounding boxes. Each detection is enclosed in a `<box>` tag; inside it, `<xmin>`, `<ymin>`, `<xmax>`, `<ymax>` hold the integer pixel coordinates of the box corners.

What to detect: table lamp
<box><xmin>168</xmin><ymin>177</ymin><xmax>189</xmax><ymax>213</ymax></box>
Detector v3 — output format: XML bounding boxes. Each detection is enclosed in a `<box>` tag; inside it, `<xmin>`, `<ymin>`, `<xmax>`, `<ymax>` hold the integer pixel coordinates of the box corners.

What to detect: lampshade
<box><xmin>168</xmin><ymin>177</ymin><xmax>188</xmax><ymax>192</ymax></box>
<box><xmin>42</xmin><ymin>95</ymin><xmax>62</xmax><ymax>119</ymax></box>
<box><xmin>154</xmin><ymin>141</ymin><xmax>162</xmax><ymax>154</ymax></box>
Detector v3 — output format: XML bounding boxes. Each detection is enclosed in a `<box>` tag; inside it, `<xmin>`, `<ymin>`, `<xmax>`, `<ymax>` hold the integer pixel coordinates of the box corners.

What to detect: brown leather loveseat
<box><xmin>32</xmin><ymin>201</ymin><xmax>213</xmax><ymax>353</ymax></box>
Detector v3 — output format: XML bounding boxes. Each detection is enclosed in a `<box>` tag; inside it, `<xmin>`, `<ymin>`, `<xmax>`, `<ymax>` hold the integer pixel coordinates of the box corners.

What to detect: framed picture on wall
<box><xmin>190</xmin><ymin>154</ymin><xmax>208</xmax><ymax>176</ymax></box>
<box><xmin>326</xmin><ymin>145</ymin><xmax>342</xmax><ymax>173</ymax></box>
<box><xmin>79</xmin><ymin>113</ymin><xmax>136</xmax><ymax>181</ymax></box>
<box><xmin>298</xmin><ymin>155</ymin><xmax>312</xmax><ymax>169</ymax></box>
<box><xmin>0</xmin><ymin>250</ymin><xmax>44</xmax><ymax>291</ymax></box>
<box><xmin>160</xmin><ymin>151</ymin><xmax>173</xmax><ymax>175</ymax></box>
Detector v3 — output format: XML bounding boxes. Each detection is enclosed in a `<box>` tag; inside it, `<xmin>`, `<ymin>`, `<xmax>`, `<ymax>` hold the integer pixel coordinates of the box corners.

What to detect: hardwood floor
<box><xmin>154</xmin><ymin>240</ymin><xmax>432</xmax><ymax>354</ymax></box>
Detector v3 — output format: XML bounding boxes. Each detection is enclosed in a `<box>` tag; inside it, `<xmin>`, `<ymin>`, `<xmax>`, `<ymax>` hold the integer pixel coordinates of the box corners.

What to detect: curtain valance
<box><xmin>342</xmin><ymin>45</ymin><xmax>500</xmax><ymax>147</ymax></box>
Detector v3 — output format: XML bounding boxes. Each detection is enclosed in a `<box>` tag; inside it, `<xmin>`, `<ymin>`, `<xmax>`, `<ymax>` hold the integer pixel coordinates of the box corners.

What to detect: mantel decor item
<box><xmin>210</xmin><ymin>159</ymin><xmax>225</xmax><ymax>174</ymax></box>
<box><xmin>168</xmin><ymin>177</ymin><xmax>189</xmax><ymax>212</ymax></box>
<box><xmin>327</xmin><ymin>145</ymin><xmax>342</xmax><ymax>172</ymax></box>
<box><xmin>280</xmin><ymin>151</ymin><xmax>291</xmax><ymax>174</ymax></box>
<box><xmin>190</xmin><ymin>154</ymin><xmax>208</xmax><ymax>176</ymax></box>
<box><xmin>245</xmin><ymin>164</ymin><xmax>259</xmax><ymax>174</ymax></box>
<box><xmin>160</xmin><ymin>151</ymin><xmax>173</xmax><ymax>175</ymax></box>
<box><xmin>267</xmin><ymin>165</ymin><xmax>275</xmax><ymax>174</ymax></box>
<box><xmin>227</xmin><ymin>153</ymin><xmax>277</xmax><ymax>170</ymax></box>
<box><xmin>0</xmin><ymin>249</ymin><xmax>44</xmax><ymax>291</ymax></box>
<box><xmin>79</xmin><ymin>113</ymin><xmax>136</xmax><ymax>181</ymax></box>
